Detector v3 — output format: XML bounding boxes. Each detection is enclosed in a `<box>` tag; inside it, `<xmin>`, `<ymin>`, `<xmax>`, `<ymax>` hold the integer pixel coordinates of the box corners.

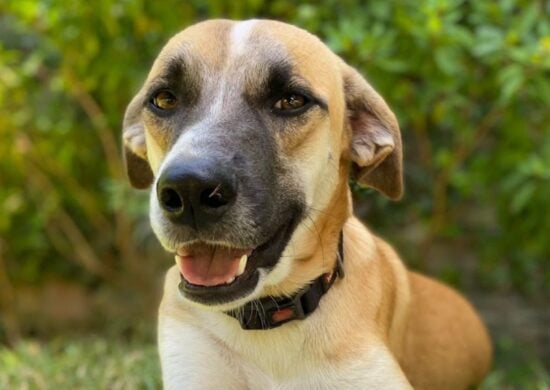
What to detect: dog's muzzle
<box><xmin>157</xmin><ymin>157</ymin><xmax>249</xmax><ymax>291</ymax></box>
<box><xmin>155</xmin><ymin>154</ymin><xmax>305</xmax><ymax>306</ymax></box>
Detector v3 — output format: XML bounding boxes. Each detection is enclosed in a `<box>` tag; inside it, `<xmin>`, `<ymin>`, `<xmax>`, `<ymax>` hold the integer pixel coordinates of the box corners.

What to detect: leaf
<box><xmin>510</xmin><ymin>181</ymin><xmax>535</xmax><ymax>214</ymax></box>
<box><xmin>517</xmin><ymin>2</ymin><xmax>538</xmax><ymax>37</ymax></box>
<box><xmin>434</xmin><ymin>46</ymin><xmax>462</xmax><ymax>75</ymax></box>
<box><xmin>473</xmin><ymin>26</ymin><xmax>504</xmax><ymax>57</ymax></box>
<box><xmin>498</xmin><ymin>64</ymin><xmax>524</xmax><ymax>103</ymax></box>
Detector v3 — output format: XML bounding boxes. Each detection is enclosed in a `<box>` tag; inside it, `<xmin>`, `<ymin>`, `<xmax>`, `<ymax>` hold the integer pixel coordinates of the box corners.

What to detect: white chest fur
<box><xmin>158</xmin><ymin>303</ymin><xmax>411</xmax><ymax>389</ymax></box>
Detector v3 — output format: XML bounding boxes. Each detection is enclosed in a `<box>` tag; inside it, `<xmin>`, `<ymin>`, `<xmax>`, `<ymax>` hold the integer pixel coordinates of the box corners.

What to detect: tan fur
<box><xmin>125</xmin><ymin>19</ymin><xmax>492</xmax><ymax>388</ymax></box>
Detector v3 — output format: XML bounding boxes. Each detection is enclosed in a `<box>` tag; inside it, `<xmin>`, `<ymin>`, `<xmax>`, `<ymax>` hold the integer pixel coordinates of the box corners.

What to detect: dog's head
<box><xmin>123</xmin><ymin>19</ymin><xmax>402</xmax><ymax>310</ymax></box>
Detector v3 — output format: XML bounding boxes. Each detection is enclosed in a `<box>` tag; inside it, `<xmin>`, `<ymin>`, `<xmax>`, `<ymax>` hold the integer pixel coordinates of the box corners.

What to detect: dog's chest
<box><xmin>213</xmin><ymin>326</ymin><xmax>408</xmax><ymax>388</ymax></box>
<box><xmin>214</xmin><ymin>320</ymin><xmax>321</xmax><ymax>380</ymax></box>
<box><xmin>161</xmin><ymin>310</ymin><xmax>411</xmax><ymax>388</ymax></box>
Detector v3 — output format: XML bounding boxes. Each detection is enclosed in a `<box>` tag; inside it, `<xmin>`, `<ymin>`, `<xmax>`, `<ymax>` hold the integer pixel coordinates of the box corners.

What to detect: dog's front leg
<box><xmin>158</xmin><ymin>317</ymin><xmax>247</xmax><ymax>390</ymax></box>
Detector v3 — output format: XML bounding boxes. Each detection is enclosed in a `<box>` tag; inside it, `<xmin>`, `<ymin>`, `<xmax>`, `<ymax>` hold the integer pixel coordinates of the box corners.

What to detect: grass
<box><xmin>0</xmin><ymin>337</ymin><xmax>161</xmax><ymax>389</ymax></box>
<box><xmin>0</xmin><ymin>336</ymin><xmax>547</xmax><ymax>389</ymax></box>
<box><xmin>481</xmin><ymin>336</ymin><xmax>550</xmax><ymax>390</ymax></box>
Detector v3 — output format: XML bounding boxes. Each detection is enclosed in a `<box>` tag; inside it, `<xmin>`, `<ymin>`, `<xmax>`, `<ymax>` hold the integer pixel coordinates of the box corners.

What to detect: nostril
<box><xmin>159</xmin><ymin>187</ymin><xmax>184</xmax><ymax>213</ymax></box>
<box><xmin>200</xmin><ymin>184</ymin><xmax>231</xmax><ymax>209</ymax></box>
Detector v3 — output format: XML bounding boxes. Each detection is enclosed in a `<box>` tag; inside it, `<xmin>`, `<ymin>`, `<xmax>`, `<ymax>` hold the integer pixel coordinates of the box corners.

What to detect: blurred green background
<box><xmin>0</xmin><ymin>0</ymin><xmax>548</xmax><ymax>388</ymax></box>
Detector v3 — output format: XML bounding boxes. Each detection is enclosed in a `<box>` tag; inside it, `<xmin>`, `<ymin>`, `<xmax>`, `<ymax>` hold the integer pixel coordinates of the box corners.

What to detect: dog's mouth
<box><xmin>176</xmin><ymin>245</ymin><xmax>252</xmax><ymax>288</ymax></box>
<box><xmin>175</xmin><ymin>213</ymin><xmax>301</xmax><ymax>306</ymax></box>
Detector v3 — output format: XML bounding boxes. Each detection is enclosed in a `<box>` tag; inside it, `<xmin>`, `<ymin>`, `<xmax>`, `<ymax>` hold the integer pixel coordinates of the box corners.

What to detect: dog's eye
<box><xmin>274</xmin><ymin>94</ymin><xmax>307</xmax><ymax>111</ymax></box>
<box><xmin>151</xmin><ymin>90</ymin><xmax>178</xmax><ymax>111</ymax></box>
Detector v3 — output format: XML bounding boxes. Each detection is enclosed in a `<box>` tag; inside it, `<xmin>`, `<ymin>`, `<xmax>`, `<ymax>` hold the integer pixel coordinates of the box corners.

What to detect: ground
<box><xmin>0</xmin><ymin>334</ymin><xmax>547</xmax><ymax>389</ymax></box>
<box><xmin>0</xmin><ymin>337</ymin><xmax>160</xmax><ymax>389</ymax></box>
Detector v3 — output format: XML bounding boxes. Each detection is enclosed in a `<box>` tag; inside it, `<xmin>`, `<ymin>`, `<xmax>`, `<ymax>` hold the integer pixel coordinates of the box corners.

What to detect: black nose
<box><xmin>156</xmin><ymin>159</ymin><xmax>237</xmax><ymax>227</ymax></box>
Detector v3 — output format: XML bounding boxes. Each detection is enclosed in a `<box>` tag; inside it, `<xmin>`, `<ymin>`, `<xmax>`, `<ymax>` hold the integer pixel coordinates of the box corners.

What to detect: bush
<box><xmin>0</xmin><ymin>0</ymin><xmax>548</xmax><ymax>335</ymax></box>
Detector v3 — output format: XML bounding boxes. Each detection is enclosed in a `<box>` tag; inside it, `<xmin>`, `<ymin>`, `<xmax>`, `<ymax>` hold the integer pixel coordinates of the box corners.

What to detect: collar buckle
<box><xmin>237</xmin><ymin>291</ymin><xmax>307</xmax><ymax>330</ymax></box>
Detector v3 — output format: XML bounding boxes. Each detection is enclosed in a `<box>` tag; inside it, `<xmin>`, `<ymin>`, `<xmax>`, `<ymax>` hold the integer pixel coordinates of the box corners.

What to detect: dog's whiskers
<box><xmin>259</xmin><ymin>300</ymin><xmax>269</xmax><ymax>329</ymax></box>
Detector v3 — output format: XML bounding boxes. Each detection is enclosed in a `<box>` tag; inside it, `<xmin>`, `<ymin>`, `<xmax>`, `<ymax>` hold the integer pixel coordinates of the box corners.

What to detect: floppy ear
<box><xmin>122</xmin><ymin>93</ymin><xmax>154</xmax><ymax>189</ymax></box>
<box><xmin>343</xmin><ymin>65</ymin><xmax>403</xmax><ymax>200</ymax></box>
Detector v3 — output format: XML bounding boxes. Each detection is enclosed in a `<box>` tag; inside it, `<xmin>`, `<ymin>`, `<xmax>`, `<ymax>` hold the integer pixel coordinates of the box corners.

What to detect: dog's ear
<box><xmin>343</xmin><ymin>65</ymin><xmax>403</xmax><ymax>200</ymax></box>
<box><xmin>122</xmin><ymin>93</ymin><xmax>154</xmax><ymax>189</ymax></box>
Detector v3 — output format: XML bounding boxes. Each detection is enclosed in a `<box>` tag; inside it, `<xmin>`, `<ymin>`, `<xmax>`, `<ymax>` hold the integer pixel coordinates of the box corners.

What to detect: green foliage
<box><xmin>0</xmin><ymin>3</ymin><xmax>548</xmax><ymax>385</ymax></box>
<box><xmin>482</xmin><ymin>336</ymin><xmax>550</xmax><ymax>389</ymax></box>
<box><xmin>0</xmin><ymin>0</ymin><xmax>548</xmax><ymax>324</ymax></box>
<box><xmin>319</xmin><ymin>0</ymin><xmax>550</xmax><ymax>295</ymax></box>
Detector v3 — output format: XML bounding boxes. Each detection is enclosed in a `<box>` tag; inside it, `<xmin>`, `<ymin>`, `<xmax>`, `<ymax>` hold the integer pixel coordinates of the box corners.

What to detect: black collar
<box><xmin>227</xmin><ymin>231</ymin><xmax>345</xmax><ymax>330</ymax></box>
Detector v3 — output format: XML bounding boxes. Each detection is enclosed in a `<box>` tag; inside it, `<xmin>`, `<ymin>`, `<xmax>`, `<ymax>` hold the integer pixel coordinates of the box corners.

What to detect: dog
<box><xmin>122</xmin><ymin>19</ymin><xmax>492</xmax><ymax>389</ymax></box>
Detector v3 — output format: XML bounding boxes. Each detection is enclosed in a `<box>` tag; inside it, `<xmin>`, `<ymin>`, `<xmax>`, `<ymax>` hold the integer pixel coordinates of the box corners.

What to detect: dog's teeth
<box><xmin>226</xmin><ymin>277</ymin><xmax>235</xmax><ymax>284</ymax></box>
<box><xmin>237</xmin><ymin>254</ymin><xmax>248</xmax><ymax>276</ymax></box>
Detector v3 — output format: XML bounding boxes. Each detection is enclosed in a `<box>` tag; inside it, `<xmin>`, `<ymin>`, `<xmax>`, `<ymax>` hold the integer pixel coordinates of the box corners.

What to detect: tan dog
<box><xmin>123</xmin><ymin>19</ymin><xmax>492</xmax><ymax>389</ymax></box>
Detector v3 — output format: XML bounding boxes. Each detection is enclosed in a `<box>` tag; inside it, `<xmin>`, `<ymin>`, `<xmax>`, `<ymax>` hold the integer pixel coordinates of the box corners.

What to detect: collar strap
<box><xmin>227</xmin><ymin>231</ymin><xmax>345</xmax><ymax>330</ymax></box>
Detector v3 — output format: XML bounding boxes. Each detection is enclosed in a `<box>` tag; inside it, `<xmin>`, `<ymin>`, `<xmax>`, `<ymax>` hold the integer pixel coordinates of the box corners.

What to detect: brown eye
<box><xmin>274</xmin><ymin>94</ymin><xmax>307</xmax><ymax>110</ymax></box>
<box><xmin>151</xmin><ymin>90</ymin><xmax>178</xmax><ymax>111</ymax></box>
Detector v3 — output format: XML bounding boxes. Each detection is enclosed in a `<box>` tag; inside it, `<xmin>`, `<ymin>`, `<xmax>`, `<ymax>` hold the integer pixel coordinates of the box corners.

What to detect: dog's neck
<box><xmin>263</xmin><ymin>169</ymin><xmax>352</xmax><ymax>296</ymax></box>
<box><xmin>226</xmin><ymin>175</ymin><xmax>352</xmax><ymax>330</ymax></box>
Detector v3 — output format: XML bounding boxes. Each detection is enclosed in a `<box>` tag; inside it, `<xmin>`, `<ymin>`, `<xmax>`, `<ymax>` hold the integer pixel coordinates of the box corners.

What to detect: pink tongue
<box><xmin>176</xmin><ymin>245</ymin><xmax>248</xmax><ymax>287</ymax></box>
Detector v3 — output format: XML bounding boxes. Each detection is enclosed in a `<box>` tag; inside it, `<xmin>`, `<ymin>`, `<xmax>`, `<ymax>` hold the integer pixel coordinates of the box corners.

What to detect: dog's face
<box><xmin>123</xmin><ymin>19</ymin><xmax>402</xmax><ymax>310</ymax></box>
